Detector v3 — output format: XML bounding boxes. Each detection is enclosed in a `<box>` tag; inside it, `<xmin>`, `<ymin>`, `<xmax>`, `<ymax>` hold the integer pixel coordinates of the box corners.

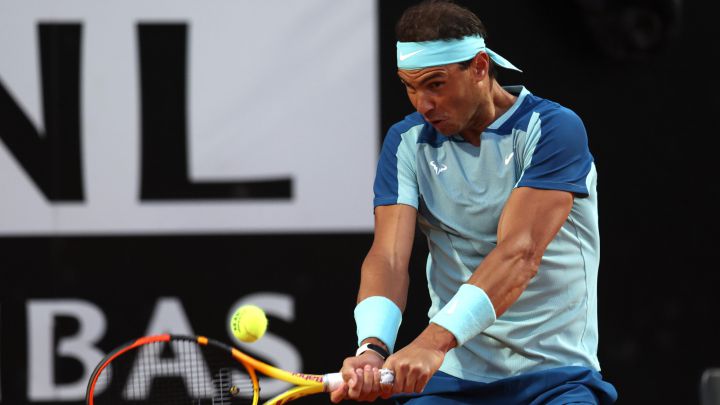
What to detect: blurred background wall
<box><xmin>1</xmin><ymin>0</ymin><xmax>718</xmax><ymax>404</ymax></box>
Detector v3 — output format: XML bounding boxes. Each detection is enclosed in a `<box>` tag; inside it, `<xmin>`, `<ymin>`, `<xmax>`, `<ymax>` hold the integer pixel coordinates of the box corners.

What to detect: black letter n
<box><xmin>0</xmin><ymin>24</ymin><xmax>83</xmax><ymax>201</ymax></box>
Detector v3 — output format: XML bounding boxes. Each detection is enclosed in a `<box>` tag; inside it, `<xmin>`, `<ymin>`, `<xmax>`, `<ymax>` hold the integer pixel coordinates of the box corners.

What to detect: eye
<box><xmin>428</xmin><ymin>81</ymin><xmax>444</xmax><ymax>90</ymax></box>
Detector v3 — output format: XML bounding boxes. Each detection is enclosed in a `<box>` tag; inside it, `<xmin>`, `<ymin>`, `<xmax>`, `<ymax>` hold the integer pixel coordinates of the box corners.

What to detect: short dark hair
<box><xmin>396</xmin><ymin>0</ymin><xmax>496</xmax><ymax>77</ymax></box>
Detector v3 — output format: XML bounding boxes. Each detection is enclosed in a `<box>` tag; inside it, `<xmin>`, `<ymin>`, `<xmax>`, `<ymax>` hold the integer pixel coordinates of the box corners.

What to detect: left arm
<box><xmin>468</xmin><ymin>186</ymin><xmax>573</xmax><ymax>316</ymax></box>
<box><xmin>382</xmin><ymin>186</ymin><xmax>574</xmax><ymax>395</ymax></box>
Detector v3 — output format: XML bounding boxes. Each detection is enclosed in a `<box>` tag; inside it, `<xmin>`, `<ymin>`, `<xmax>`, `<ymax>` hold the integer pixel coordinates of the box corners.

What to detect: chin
<box><xmin>433</xmin><ymin>122</ymin><xmax>458</xmax><ymax>136</ymax></box>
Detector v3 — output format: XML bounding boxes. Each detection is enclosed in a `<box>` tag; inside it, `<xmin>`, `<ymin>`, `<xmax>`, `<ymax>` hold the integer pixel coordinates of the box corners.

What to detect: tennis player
<box><xmin>330</xmin><ymin>1</ymin><xmax>618</xmax><ymax>404</ymax></box>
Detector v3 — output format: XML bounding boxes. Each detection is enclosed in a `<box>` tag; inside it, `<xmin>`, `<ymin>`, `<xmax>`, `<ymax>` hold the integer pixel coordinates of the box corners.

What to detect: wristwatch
<box><xmin>355</xmin><ymin>342</ymin><xmax>390</xmax><ymax>360</ymax></box>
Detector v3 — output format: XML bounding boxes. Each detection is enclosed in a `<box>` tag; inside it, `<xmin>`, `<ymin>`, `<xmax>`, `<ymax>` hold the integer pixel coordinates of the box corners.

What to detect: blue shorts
<box><xmin>393</xmin><ymin>366</ymin><xmax>617</xmax><ymax>405</ymax></box>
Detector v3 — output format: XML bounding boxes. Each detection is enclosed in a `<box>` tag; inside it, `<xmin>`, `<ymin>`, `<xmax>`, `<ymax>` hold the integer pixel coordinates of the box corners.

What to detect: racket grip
<box><xmin>323</xmin><ymin>369</ymin><xmax>395</xmax><ymax>391</ymax></box>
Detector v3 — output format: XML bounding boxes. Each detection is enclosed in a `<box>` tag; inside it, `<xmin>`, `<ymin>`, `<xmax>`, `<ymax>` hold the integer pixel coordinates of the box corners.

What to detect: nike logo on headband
<box><xmin>398</xmin><ymin>49</ymin><xmax>423</xmax><ymax>61</ymax></box>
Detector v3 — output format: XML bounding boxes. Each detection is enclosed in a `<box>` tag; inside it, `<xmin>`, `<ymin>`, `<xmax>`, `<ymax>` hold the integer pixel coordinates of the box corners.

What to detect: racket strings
<box><xmin>90</xmin><ymin>338</ymin><xmax>256</xmax><ymax>404</ymax></box>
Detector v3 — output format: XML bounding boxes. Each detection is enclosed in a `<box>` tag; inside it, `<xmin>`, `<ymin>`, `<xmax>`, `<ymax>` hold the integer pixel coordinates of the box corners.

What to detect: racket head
<box><xmin>86</xmin><ymin>334</ymin><xmax>259</xmax><ymax>405</ymax></box>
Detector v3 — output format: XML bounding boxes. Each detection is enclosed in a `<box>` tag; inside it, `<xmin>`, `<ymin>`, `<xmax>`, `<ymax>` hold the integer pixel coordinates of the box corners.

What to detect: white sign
<box><xmin>0</xmin><ymin>0</ymin><xmax>378</xmax><ymax>235</ymax></box>
<box><xmin>25</xmin><ymin>295</ymin><xmax>299</xmax><ymax>401</ymax></box>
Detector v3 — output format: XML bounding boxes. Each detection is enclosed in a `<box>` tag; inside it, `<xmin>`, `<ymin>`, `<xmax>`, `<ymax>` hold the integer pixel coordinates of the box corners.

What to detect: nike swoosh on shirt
<box><xmin>398</xmin><ymin>49</ymin><xmax>423</xmax><ymax>61</ymax></box>
<box><xmin>504</xmin><ymin>152</ymin><xmax>514</xmax><ymax>165</ymax></box>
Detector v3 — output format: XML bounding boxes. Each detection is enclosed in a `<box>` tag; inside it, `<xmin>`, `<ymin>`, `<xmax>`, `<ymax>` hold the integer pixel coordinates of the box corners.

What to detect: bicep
<box><xmin>497</xmin><ymin>187</ymin><xmax>573</xmax><ymax>257</ymax></box>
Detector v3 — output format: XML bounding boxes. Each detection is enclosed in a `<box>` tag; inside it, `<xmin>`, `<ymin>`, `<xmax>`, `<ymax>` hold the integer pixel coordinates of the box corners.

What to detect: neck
<box><xmin>460</xmin><ymin>82</ymin><xmax>517</xmax><ymax>146</ymax></box>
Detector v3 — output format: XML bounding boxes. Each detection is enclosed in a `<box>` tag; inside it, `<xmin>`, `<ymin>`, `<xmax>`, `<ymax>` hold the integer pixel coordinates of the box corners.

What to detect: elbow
<box><xmin>501</xmin><ymin>238</ymin><xmax>543</xmax><ymax>280</ymax></box>
<box><xmin>524</xmin><ymin>260</ymin><xmax>540</xmax><ymax>280</ymax></box>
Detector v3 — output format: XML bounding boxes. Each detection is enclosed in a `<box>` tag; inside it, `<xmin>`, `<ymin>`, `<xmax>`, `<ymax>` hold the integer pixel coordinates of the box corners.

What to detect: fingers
<box><xmin>346</xmin><ymin>366</ymin><xmax>385</xmax><ymax>401</ymax></box>
<box><xmin>383</xmin><ymin>361</ymin><xmax>430</xmax><ymax>395</ymax></box>
<box><xmin>347</xmin><ymin>368</ymin><xmax>363</xmax><ymax>398</ymax></box>
<box><xmin>339</xmin><ymin>356</ymin><xmax>362</xmax><ymax>397</ymax></box>
<box><xmin>360</xmin><ymin>365</ymin><xmax>376</xmax><ymax>397</ymax></box>
<box><xmin>380</xmin><ymin>370</ymin><xmax>394</xmax><ymax>399</ymax></box>
<box><xmin>342</xmin><ymin>365</ymin><xmax>429</xmax><ymax>400</ymax></box>
<box><xmin>413</xmin><ymin>373</ymin><xmax>429</xmax><ymax>393</ymax></box>
<box><xmin>395</xmin><ymin>369</ymin><xmax>430</xmax><ymax>394</ymax></box>
<box><xmin>329</xmin><ymin>383</ymin><xmax>348</xmax><ymax>404</ymax></box>
<box><xmin>340</xmin><ymin>366</ymin><xmax>356</xmax><ymax>390</ymax></box>
<box><xmin>392</xmin><ymin>364</ymin><xmax>408</xmax><ymax>395</ymax></box>
<box><xmin>331</xmin><ymin>354</ymin><xmax>388</xmax><ymax>402</ymax></box>
<box><xmin>382</xmin><ymin>358</ymin><xmax>404</xmax><ymax>394</ymax></box>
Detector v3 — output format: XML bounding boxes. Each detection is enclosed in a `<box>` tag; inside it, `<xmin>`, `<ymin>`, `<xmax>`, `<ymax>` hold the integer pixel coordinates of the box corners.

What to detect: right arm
<box><xmin>330</xmin><ymin>204</ymin><xmax>417</xmax><ymax>403</ymax></box>
<box><xmin>358</xmin><ymin>204</ymin><xmax>417</xmax><ymax>315</ymax></box>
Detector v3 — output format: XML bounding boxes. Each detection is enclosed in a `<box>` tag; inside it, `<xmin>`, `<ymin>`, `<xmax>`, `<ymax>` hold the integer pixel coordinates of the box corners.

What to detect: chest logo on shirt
<box><xmin>430</xmin><ymin>161</ymin><xmax>448</xmax><ymax>175</ymax></box>
<box><xmin>504</xmin><ymin>152</ymin><xmax>514</xmax><ymax>165</ymax></box>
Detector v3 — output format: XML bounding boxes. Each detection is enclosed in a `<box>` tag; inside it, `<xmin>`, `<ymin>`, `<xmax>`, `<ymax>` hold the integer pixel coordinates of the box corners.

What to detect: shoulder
<box><xmin>382</xmin><ymin>112</ymin><xmax>431</xmax><ymax>149</ymax></box>
<box><xmin>524</xmin><ymin>95</ymin><xmax>587</xmax><ymax>139</ymax></box>
<box><xmin>523</xmin><ymin>96</ymin><xmax>590</xmax><ymax>157</ymax></box>
<box><xmin>493</xmin><ymin>89</ymin><xmax>586</xmax><ymax>140</ymax></box>
<box><xmin>386</xmin><ymin>112</ymin><xmax>427</xmax><ymax>139</ymax></box>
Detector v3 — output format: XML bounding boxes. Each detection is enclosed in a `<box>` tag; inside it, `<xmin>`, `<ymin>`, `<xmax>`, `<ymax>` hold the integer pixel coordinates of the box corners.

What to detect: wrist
<box><xmin>429</xmin><ymin>284</ymin><xmax>496</xmax><ymax>346</ymax></box>
<box><xmin>354</xmin><ymin>296</ymin><xmax>402</xmax><ymax>353</ymax></box>
<box><xmin>360</xmin><ymin>337</ymin><xmax>389</xmax><ymax>353</ymax></box>
<box><xmin>356</xmin><ymin>342</ymin><xmax>390</xmax><ymax>360</ymax></box>
<box><xmin>418</xmin><ymin>323</ymin><xmax>457</xmax><ymax>353</ymax></box>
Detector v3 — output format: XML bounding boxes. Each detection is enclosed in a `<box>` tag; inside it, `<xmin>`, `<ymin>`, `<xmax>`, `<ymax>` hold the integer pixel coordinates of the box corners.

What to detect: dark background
<box><xmin>1</xmin><ymin>1</ymin><xmax>719</xmax><ymax>404</ymax></box>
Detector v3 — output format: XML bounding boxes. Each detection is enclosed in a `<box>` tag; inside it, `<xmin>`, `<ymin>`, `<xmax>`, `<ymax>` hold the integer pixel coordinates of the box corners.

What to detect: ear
<box><xmin>472</xmin><ymin>52</ymin><xmax>490</xmax><ymax>81</ymax></box>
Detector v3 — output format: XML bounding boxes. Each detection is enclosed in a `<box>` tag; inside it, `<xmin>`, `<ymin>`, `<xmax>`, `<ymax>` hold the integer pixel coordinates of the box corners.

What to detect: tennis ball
<box><xmin>230</xmin><ymin>305</ymin><xmax>268</xmax><ymax>343</ymax></box>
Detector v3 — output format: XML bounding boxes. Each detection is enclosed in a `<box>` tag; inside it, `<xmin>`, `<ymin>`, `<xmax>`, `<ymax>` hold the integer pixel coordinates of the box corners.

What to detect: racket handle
<box><xmin>323</xmin><ymin>369</ymin><xmax>395</xmax><ymax>391</ymax></box>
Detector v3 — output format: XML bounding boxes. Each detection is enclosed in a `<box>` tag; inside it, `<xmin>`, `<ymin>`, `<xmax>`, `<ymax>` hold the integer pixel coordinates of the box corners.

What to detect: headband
<box><xmin>396</xmin><ymin>35</ymin><xmax>522</xmax><ymax>72</ymax></box>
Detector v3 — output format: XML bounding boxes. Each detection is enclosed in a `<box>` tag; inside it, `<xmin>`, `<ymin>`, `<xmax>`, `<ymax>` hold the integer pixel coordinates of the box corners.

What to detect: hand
<box><xmin>329</xmin><ymin>351</ymin><xmax>386</xmax><ymax>403</ymax></box>
<box><xmin>380</xmin><ymin>324</ymin><xmax>456</xmax><ymax>397</ymax></box>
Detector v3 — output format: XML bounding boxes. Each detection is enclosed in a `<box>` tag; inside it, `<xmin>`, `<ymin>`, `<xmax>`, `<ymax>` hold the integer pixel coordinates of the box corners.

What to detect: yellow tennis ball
<box><xmin>230</xmin><ymin>305</ymin><xmax>268</xmax><ymax>343</ymax></box>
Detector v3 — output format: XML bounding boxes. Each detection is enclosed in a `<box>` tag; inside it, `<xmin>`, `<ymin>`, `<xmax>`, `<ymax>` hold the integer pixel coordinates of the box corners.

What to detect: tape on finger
<box><xmin>379</xmin><ymin>368</ymin><xmax>395</xmax><ymax>385</ymax></box>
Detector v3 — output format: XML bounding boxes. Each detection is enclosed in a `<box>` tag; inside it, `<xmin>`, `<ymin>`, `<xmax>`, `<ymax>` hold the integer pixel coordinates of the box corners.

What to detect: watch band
<box><xmin>355</xmin><ymin>342</ymin><xmax>390</xmax><ymax>360</ymax></box>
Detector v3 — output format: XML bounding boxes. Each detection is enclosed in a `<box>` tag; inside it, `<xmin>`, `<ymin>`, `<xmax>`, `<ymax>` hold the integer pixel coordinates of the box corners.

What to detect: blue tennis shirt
<box><xmin>374</xmin><ymin>86</ymin><xmax>601</xmax><ymax>382</ymax></box>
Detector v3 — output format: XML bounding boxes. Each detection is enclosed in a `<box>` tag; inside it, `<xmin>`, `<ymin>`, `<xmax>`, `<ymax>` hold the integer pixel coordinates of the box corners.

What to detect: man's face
<box><xmin>398</xmin><ymin>63</ymin><xmax>481</xmax><ymax>136</ymax></box>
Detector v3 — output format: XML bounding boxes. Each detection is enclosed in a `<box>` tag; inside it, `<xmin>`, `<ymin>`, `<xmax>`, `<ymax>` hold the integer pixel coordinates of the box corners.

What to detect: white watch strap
<box><xmin>355</xmin><ymin>342</ymin><xmax>388</xmax><ymax>359</ymax></box>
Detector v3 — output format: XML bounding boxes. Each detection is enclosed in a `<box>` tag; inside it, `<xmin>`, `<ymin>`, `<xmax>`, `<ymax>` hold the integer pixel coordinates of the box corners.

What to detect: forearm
<box><xmin>355</xmin><ymin>253</ymin><xmax>410</xmax><ymax>352</ymax></box>
<box><xmin>464</xmin><ymin>187</ymin><xmax>572</xmax><ymax>317</ymax></box>
<box><xmin>357</xmin><ymin>252</ymin><xmax>409</xmax><ymax>311</ymax></box>
<box><xmin>354</xmin><ymin>204</ymin><xmax>416</xmax><ymax>352</ymax></box>
<box><xmin>359</xmin><ymin>252</ymin><xmax>456</xmax><ymax>355</ymax></box>
<box><xmin>425</xmin><ymin>247</ymin><xmax>534</xmax><ymax>349</ymax></box>
<box><xmin>465</xmin><ymin>241</ymin><xmax>539</xmax><ymax>317</ymax></box>
<box><xmin>415</xmin><ymin>323</ymin><xmax>457</xmax><ymax>352</ymax></box>
<box><xmin>428</xmin><ymin>189</ymin><xmax>572</xmax><ymax>349</ymax></box>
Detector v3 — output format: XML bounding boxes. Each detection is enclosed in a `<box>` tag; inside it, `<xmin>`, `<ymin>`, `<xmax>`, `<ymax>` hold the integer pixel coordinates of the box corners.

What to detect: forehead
<box><xmin>397</xmin><ymin>65</ymin><xmax>456</xmax><ymax>83</ymax></box>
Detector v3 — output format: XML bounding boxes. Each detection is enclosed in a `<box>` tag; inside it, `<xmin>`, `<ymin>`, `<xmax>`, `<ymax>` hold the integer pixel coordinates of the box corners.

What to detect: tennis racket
<box><xmin>86</xmin><ymin>334</ymin><xmax>394</xmax><ymax>405</ymax></box>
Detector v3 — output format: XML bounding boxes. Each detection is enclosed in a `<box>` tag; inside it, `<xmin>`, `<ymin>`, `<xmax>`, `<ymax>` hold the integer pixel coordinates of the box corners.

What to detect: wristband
<box><xmin>355</xmin><ymin>342</ymin><xmax>390</xmax><ymax>360</ymax></box>
<box><xmin>354</xmin><ymin>296</ymin><xmax>402</xmax><ymax>353</ymax></box>
<box><xmin>429</xmin><ymin>284</ymin><xmax>496</xmax><ymax>346</ymax></box>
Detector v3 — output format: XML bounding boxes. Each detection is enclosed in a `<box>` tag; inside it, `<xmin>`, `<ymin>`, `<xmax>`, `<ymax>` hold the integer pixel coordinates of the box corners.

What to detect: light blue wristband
<box><xmin>354</xmin><ymin>296</ymin><xmax>402</xmax><ymax>353</ymax></box>
<box><xmin>430</xmin><ymin>284</ymin><xmax>496</xmax><ymax>346</ymax></box>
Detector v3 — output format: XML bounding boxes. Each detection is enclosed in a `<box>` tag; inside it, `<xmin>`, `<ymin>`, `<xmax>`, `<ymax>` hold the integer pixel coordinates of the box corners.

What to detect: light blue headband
<box><xmin>396</xmin><ymin>35</ymin><xmax>522</xmax><ymax>72</ymax></box>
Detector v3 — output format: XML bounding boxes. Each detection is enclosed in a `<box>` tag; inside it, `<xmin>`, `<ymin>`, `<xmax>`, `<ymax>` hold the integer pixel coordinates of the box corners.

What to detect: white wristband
<box><xmin>354</xmin><ymin>296</ymin><xmax>402</xmax><ymax>353</ymax></box>
<box><xmin>429</xmin><ymin>284</ymin><xmax>496</xmax><ymax>346</ymax></box>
